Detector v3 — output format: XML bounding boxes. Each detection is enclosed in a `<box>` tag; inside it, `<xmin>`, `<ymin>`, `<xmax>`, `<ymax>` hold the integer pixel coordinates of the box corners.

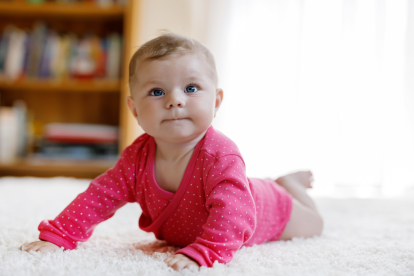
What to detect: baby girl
<box><xmin>20</xmin><ymin>33</ymin><xmax>323</xmax><ymax>271</ymax></box>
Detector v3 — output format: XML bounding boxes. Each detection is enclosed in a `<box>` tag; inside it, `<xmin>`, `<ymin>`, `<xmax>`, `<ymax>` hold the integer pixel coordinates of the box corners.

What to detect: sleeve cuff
<box><xmin>175</xmin><ymin>246</ymin><xmax>209</xmax><ymax>267</ymax></box>
<box><xmin>39</xmin><ymin>231</ymin><xmax>77</xmax><ymax>250</ymax></box>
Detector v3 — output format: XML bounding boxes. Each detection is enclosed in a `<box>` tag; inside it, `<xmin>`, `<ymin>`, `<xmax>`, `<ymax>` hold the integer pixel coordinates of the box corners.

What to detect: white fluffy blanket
<box><xmin>1</xmin><ymin>177</ymin><xmax>413</xmax><ymax>276</ymax></box>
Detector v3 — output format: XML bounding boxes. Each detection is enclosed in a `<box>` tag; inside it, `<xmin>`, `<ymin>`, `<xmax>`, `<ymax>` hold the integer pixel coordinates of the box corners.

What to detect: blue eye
<box><xmin>151</xmin><ymin>89</ymin><xmax>164</xmax><ymax>96</ymax></box>
<box><xmin>185</xmin><ymin>85</ymin><xmax>198</xmax><ymax>93</ymax></box>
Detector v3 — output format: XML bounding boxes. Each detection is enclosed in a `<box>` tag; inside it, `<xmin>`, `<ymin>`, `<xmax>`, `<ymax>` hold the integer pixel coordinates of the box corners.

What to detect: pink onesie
<box><xmin>38</xmin><ymin>125</ymin><xmax>292</xmax><ymax>267</ymax></box>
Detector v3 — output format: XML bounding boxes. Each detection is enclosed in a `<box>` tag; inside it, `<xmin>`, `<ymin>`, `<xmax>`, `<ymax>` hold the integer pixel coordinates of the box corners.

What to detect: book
<box><xmin>43</xmin><ymin>123</ymin><xmax>119</xmax><ymax>144</ymax></box>
<box><xmin>0</xmin><ymin>27</ymin><xmax>12</xmax><ymax>77</ymax></box>
<box><xmin>106</xmin><ymin>33</ymin><xmax>122</xmax><ymax>79</ymax></box>
<box><xmin>0</xmin><ymin>107</ymin><xmax>18</xmax><ymax>163</ymax></box>
<box><xmin>37</xmin><ymin>141</ymin><xmax>118</xmax><ymax>160</ymax></box>
<box><xmin>13</xmin><ymin>100</ymin><xmax>28</xmax><ymax>157</ymax></box>
<box><xmin>57</xmin><ymin>33</ymin><xmax>76</xmax><ymax>79</ymax></box>
<box><xmin>39</xmin><ymin>31</ymin><xmax>56</xmax><ymax>78</ymax></box>
<box><xmin>0</xmin><ymin>101</ymin><xmax>29</xmax><ymax>162</ymax></box>
<box><xmin>3</xmin><ymin>27</ymin><xmax>28</xmax><ymax>80</ymax></box>
<box><xmin>26</xmin><ymin>22</ymin><xmax>48</xmax><ymax>78</ymax></box>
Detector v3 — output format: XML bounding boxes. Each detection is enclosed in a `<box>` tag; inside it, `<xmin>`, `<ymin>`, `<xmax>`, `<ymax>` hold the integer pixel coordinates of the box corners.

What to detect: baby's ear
<box><xmin>214</xmin><ymin>88</ymin><xmax>224</xmax><ymax>116</ymax></box>
<box><xmin>126</xmin><ymin>96</ymin><xmax>138</xmax><ymax>118</ymax></box>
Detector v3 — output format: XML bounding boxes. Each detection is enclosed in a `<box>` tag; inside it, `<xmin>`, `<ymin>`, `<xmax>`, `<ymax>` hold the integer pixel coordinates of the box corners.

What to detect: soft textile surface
<box><xmin>1</xmin><ymin>177</ymin><xmax>413</xmax><ymax>276</ymax></box>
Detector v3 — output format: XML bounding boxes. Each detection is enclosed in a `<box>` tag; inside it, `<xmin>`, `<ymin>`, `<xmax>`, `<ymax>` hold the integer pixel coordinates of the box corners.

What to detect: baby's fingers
<box><xmin>39</xmin><ymin>246</ymin><xmax>58</xmax><ymax>253</ymax></box>
<box><xmin>165</xmin><ymin>257</ymin><xmax>180</xmax><ymax>268</ymax></box>
<box><xmin>184</xmin><ymin>264</ymin><xmax>199</xmax><ymax>272</ymax></box>
<box><xmin>20</xmin><ymin>242</ymin><xmax>59</xmax><ymax>253</ymax></box>
<box><xmin>37</xmin><ymin>243</ymin><xmax>60</xmax><ymax>253</ymax></box>
<box><xmin>20</xmin><ymin>243</ymin><xmax>39</xmax><ymax>252</ymax></box>
<box><xmin>172</xmin><ymin>260</ymin><xmax>197</xmax><ymax>271</ymax></box>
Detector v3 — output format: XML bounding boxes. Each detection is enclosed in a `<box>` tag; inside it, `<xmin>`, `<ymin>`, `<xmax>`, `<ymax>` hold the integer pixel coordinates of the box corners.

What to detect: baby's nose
<box><xmin>166</xmin><ymin>90</ymin><xmax>186</xmax><ymax>108</ymax></box>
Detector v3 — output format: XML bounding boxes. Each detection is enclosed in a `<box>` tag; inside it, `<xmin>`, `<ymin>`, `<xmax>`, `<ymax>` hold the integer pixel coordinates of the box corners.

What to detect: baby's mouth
<box><xmin>166</xmin><ymin>118</ymin><xmax>188</xmax><ymax>121</ymax></box>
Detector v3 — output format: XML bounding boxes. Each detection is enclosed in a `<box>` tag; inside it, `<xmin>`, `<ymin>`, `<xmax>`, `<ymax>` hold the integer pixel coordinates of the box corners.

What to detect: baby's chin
<box><xmin>154</xmin><ymin>127</ymin><xmax>207</xmax><ymax>144</ymax></box>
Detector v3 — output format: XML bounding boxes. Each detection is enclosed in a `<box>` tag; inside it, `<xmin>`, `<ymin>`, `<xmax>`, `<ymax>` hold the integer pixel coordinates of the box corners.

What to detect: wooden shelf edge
<box><xmin>0</xmin><ymin>157</ymin><xmax>116</xmax><ymax>178</ymax></box>
<box><xmin>0</xmin><ymin>78</ymin><xmax>122</xmax><ymax>93</ymax></box>
<box><xmin>0</xmin><ymin>2</ymin><xmax>125</xmax><ymax>18</ymax></box>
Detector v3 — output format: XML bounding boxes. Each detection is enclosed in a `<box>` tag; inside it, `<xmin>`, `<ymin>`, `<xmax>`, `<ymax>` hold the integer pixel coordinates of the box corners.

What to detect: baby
<box><xmin>20</xmin><ymin>33</ymin><xmax>323</xmax><ymax>271</ymax></box>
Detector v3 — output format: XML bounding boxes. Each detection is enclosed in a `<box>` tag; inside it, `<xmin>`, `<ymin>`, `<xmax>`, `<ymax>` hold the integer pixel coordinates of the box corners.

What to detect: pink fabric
<box><xmin>38</xmin><ymin>125</ymin><xmax>292</xmax><ymax>267</ymax></box>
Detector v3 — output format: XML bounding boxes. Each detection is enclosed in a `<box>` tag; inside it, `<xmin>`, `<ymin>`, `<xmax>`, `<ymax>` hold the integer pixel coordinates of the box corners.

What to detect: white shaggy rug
<box><xmin>1</xmin><ymin>176</ymin><xmax>413</xmax><ymax>276</ymax></box>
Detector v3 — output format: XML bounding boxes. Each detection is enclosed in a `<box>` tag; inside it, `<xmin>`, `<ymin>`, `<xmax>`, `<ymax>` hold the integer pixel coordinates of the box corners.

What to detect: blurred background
<box><xmin>0</xmin><ymin>0</ymin><xmax>413</xmax><ymax>198</ymax></box>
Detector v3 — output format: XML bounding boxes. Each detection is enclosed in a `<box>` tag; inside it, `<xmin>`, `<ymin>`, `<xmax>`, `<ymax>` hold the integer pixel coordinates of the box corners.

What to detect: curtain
<box><xmin>210</xmin><ymin>0</ymin><xmax>414</xmax><ymax>198</ymax></box>
<box><xmin>138</xmin><ymin>0</ymin><xmax>414</xmax><ymax>198</ymax></box>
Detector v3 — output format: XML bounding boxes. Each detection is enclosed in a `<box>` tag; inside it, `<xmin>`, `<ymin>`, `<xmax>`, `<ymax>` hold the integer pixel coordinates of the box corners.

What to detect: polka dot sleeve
<box><xmin>37</xmin><ymin>143</ymin><xmax>138</xmax><ymax>250</ymax></box>
<box><xmin>175</xmin><ymin>154</ymin><xmax>256</xmax><ymax>267</ymax></box>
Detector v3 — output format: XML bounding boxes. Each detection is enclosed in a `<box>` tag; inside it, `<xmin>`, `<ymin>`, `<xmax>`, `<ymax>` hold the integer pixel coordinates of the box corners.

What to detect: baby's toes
<box><xmin>304</xmin><ymin>170</ymin><xmax>313</xmax><ymax>178</ymax></box>
<box><xmin>300</xmin><ymin>171</ymin><xmax>313</xmax><ymax>188</ymax></box>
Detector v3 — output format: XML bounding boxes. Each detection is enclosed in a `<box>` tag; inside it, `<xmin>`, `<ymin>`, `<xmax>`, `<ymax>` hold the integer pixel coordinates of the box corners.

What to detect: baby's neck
<box><xmin>154</xmin><ymin>130</ymin><xmax>207</xmax><ymax>164</ymax></box>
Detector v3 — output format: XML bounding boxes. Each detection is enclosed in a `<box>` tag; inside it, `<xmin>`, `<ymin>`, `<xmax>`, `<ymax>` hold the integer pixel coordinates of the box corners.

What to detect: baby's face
<box><xmin>127</xmin><ymin>53</ymin><xmax>223</xmax><ymax>144</ymax></box>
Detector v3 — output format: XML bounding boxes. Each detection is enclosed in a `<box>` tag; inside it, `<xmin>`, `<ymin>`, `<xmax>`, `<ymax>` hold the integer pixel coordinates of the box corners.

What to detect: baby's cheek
<box><xmin>192</xmin><ymin>105</ymin><xmax>214</xmax><ymax>125</ymax></box>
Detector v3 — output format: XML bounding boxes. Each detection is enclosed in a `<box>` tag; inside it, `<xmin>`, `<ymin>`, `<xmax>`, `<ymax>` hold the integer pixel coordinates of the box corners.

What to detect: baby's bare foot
<box><xmin>275</xmin><ymin>170</ymin><xmax>314</xmax><ymax>189</ymax></box>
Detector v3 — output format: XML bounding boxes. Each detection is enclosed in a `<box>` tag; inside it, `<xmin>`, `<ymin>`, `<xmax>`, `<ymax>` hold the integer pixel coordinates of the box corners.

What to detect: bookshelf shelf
<box><xmin>0</xmin><ymin>78</ymin><xmax>121</xmax><ymax>93</ymax></box>
<box><xmin>0</xmin><ymin>2</ymin><xmax>124</xmax><ymax>19</ymax></box>
<box><xmin>0</xmin><ymin>157</ymin><xmax>116</xmax><ymax>179</ymax></box>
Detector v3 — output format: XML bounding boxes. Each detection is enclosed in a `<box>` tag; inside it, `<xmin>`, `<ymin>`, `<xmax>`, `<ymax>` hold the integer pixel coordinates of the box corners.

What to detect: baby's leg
<box><xmin>275</xmin><ymin>171</ymin><xmax>323</xmax><ymax>240</ymax></box>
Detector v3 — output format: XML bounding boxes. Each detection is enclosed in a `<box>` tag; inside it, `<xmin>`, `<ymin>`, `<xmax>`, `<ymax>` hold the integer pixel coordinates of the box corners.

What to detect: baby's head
<box><xmin>126</xmin><ymin>33</ymin><xmax>223</xmax><ymax>144</ymax></box>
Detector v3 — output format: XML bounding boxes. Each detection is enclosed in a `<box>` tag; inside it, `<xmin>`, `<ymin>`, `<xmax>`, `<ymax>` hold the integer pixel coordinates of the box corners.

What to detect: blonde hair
<box><xmin>128</xmin><ymin>32</ymin><xmax>218</xmax><ymax>90</ymax></box>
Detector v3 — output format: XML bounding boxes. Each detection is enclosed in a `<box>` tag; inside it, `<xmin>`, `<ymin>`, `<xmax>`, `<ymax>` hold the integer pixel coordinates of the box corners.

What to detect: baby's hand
<box><xmin>164</xmin><ymin>253</ymin><xmax>200</xmax><ymax>272</ymax></box>
<box><xmin>20</xmin><ymin>241</ymin><xmax>60</xmax><ymax>253</ymax></box>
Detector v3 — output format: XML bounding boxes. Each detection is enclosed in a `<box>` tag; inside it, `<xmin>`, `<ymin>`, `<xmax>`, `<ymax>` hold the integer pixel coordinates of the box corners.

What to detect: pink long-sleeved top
<box><xmin>38</xmin><ymin>125</ymin><xmax>292</xmax><ymax>267</ymax></box>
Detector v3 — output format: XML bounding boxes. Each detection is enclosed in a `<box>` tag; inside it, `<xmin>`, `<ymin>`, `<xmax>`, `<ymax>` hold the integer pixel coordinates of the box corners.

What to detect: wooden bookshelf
<box><xmin>0</xmin><ymin>0</ymin><xmax>141</xmax><ymax>178</ymax></box>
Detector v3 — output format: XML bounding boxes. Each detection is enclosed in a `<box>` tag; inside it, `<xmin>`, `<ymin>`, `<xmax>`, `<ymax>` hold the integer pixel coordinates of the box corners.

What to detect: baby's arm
<box><xmin>174</xmin><ymin>154</ymin><xmax>257</xmax><ymax>267</ymax></box>
<box><xmin>19</xmin><ymin>143</ymin><xmax>139</xmax><ymax>253</ymax></box>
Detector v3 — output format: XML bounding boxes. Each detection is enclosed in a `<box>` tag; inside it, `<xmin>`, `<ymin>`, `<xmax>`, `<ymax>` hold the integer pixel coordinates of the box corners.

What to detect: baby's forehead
<box><xmin>138</xmin><ymin>53</ymin><xmax>215</xmax><ymax>77</ymax></box>
<box><xmin>138</xmin><ymin>52</ymin><xmax>207</xmax><ymax>67</ymax></box>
